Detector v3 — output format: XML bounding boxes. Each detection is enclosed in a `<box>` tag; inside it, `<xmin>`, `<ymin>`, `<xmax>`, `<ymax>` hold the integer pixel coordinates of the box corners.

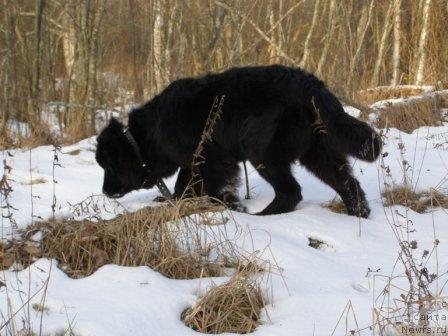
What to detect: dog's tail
<box><xmin>307</xmin><ymin>83</ymin><xmax>382</xmax><ymax>162</ymax></box>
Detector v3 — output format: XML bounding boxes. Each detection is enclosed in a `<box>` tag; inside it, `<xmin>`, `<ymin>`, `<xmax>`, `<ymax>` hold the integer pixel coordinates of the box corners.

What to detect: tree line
<box><xmin>0</xmin><ymin>0</ymin><xmax>447</xmax><ymax>143</ymax></box>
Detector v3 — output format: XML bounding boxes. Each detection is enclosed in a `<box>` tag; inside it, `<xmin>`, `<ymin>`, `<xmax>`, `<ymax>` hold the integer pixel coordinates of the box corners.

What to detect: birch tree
<box><xmin>347</xmin><ymin>0</ymin><xmax>374</xmax><ymax>89</ymax></box>
<box><xmin>415</xmin><ymin>0</ymin><xmax>432</xmax><ymax>85</ymax></box>
<box><xmin>299</xmin><ymin>0</ymin><xmax>320</xmax><ymax>69</ymax></box>
<box><xmin>153</xmin><ymin>0</ymin><xmax>168</xmax><ymax>92</ymax></box>
<box><xmin>61</xmin><ymin>0</ymin><xmax>105</xmax><ymax>137</ymax></box>
<box><xmin>129</xmin><ymin>0</ymin><xmax>144</xmax><ymax>101</ymax></box>
<box><xmin>371</xmin><ymin>1</ymin><xmax>394</xmax><ymax>87</ymax></box>
<box><xmin>316</xmin><ymin>0</ymin><xmax>336</xmax><ymax>76</ymax></box>
<box><xmin>391</xmin><ymin>0</ymin><xmax>402</xmax><ymax>86</ymax></box>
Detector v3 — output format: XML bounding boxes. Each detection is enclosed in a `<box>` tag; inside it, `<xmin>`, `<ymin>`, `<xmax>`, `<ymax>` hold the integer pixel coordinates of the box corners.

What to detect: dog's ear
<box><xmin>108</xmin><ymin>117</ymin><xmax>123</xmax><ymax>131</ymax></box>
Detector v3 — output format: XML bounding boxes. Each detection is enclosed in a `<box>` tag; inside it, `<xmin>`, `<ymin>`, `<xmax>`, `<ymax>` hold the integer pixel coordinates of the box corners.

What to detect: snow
<box><xmin>1</xmin><ymin>122</ymin><xmax>448</xmax><ymax>335</ymax></box>
<box><xmin>343</xmin><ymin>106</ymin><xmax>361</xmax><ymax>118</ymax></box>
<box><xmin>370</xmin><ymin>89</ymin><xmax>448</xmax><ymax>110</ymax></box>
<box><xmin>359</xmin><ymin>84</ymin><xmax>435</xmax><ymax>93</ymax></box>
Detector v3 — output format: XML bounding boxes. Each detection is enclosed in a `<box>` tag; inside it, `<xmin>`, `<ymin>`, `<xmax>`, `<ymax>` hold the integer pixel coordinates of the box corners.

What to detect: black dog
<box><xmin>96</xmin><ymin>65</ymin><xmax>381</xmax><ymax>217</ymax></box>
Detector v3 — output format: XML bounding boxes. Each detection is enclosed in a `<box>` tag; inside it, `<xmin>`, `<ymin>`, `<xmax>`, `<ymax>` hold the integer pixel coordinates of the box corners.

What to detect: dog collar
<box><xmin>122</xmin><ymin>127</ymin><xmax>172</xmax><ymax>199</ymax></box>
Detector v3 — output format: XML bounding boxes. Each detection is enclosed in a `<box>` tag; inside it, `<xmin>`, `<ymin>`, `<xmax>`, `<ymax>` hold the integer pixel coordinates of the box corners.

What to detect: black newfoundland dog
<box><xmin>96</xmin><ymin>65</ymin><xmax>381</xmax><ymax>217</ymax></box>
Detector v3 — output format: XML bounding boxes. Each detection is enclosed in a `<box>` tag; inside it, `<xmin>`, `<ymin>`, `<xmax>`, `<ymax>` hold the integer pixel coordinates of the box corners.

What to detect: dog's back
<box><xmin>122</xmin><ymin>65</ymin><xmax>380</xmax><ymax>216</ymax></box>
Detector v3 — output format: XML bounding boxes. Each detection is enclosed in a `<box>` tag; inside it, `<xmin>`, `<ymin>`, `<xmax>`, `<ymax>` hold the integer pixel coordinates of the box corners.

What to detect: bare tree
<box><xmin>33</xmin><ymin>0</ymin><xmax>45</xmax><ymax>123</ymax></box>
<box><xmin>299</xmin><ymin>0</ymin><xmax>320</xmax><ymax>69</ymax></box>
<box><xmin>347</xmin><ymin>0</ymin><xmax>374</xmax><ymax>89</ymax></box>
<box><xmin>205</xmin><ymin>4</ymin><xmax>227</xmax><ymax>70</ymax></box>
<box><xmin>61</xmin><ymin>0</ymin><xmax>105</xmax><ymax>137</ymax></box>
<box><xmin>2</xmin><ymin>0</ymin><xmax>448</xmax><ymax>149</ymax></box>
<box><xmin>316</xmin><ymin>0</ymin><xmax>336</xmax><ymax>76</ymax></box>
<box><xmin>152</xmin><ymin>0</ymin><xmax>169</xmax><ymax>92</ymax></box>
<box><xmin>391</xmin><ymin>0</ymin><xmax>403</xmax><ymax>86</ymax></box>
<box><xmin>129</xmin><ymin>0</ymin><xmax>144</xmax><ymax>102</ymax></box>
<box><xmin>371</xmin><ymin>1</ymin><xmax>394</xmax><ymax>87</ymax></box>
<box><xmin>1</xmin><ymin>0</ymin><xmax>15</xmax><ymax>129</ymax></box>
<box><xmin>415</xmin><ymin>0</ymin><xmax>432</xmax><ymax>85</ymax></box>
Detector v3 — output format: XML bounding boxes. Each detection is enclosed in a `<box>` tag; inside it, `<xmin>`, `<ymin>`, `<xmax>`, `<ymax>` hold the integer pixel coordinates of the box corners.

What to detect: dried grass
<box><xmin>0</xmin><ymin>122</ymin><xmax>60</xmax><ymax>150</ymax></box>
<box><xmin>1</xmin><ymin>197</ymin><xmax>244</xmax><ymax>279</ymax></box>
<box><xmin>382</xmin><ymin>186</ymin><xmax>448</xmax><ymax>213</ymax></box>
<box><xmin>308</xmin><ymin>237</ymin><xmax>326</xmax><ymax>250</ymax></box>
<box><xmin>358</xmin><ymin>89</ymin><xmax>448</xmax><ymax>133</ymax></box>
<box><xmin>0</xmin><ymin>128</ymin><xmax>14</xmax><ymax>150</ymax></box>
<box><xmin>182</xmin><ymin>264</ymin><xmax>265</xmax><ymax>334</ymax></box>
<box><xmin>322</xmin><ymin>198</ymin><xmax>347</xmax><ymax>215</ymax></box>
<box><xmin>374</xmin><ymin>98</ymin><xmax>443</xmax><ymax>133</ymax></box>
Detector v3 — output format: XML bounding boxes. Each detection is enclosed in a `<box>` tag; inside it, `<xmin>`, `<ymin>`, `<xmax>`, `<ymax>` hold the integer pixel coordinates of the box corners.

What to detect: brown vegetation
<box><xmin>182</xmin><ymin>264</ymin><xmax>265</xmax><ymax>334</ymax></box>
<box><xmin>369</xmin><ymin>90</ymin><xmax>448</xmax><ymax>133</ymax></box>
<box><xmin>322</xmin><ymin>198</ymin><xmax>347</xmax><ymax>215</ymax></box>
<box><xmin>1</xmin><ymin>1</ymin><xmax>448</xmax><ymax>147</ymax></box>
<box><xmin>382</xmin><ymin>185</ymin><xmax>448</xmax><ymax>213</ymax></box>
<box><xmin>0</xmin><ymin>197</ymin><xmax>244</xmax><ymax>279</ymax></box>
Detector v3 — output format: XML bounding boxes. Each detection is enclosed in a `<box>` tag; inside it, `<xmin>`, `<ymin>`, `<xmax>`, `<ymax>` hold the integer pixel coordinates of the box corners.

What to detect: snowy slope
<box><xmin>1</xmin><ymin>125</ymin><xmax>448</xmax><ymax>335</ymax></box>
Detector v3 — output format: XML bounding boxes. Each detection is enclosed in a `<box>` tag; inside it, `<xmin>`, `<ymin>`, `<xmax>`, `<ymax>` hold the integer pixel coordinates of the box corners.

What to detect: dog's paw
<box><xmin>153</xmin><ymin>195</ymin><xmax>170</xmax><ymax>203</ymax></box>
<box><xmin>228</xmin><ymin>202</ymin><xmax>248</xmax><ymax>213</ymax></box>
<box><xmin>347</xmin><ymin>202</ymin><xmax>371</xmax><ymax>218</ymax></box>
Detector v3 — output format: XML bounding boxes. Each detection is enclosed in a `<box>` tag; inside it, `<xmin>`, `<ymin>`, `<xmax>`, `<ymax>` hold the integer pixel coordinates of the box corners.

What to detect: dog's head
<box><xmin>95</xmin><ymin>118</ymin><xmax>156</xmax><ymax>198</ymax></box>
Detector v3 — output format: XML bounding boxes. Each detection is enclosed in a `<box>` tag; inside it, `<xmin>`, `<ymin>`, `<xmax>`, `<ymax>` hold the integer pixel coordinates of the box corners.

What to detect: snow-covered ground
<box><xmin>1</xmin><ymin>122</ymin><xmax>448</xmax><ymax>335</ymax></box>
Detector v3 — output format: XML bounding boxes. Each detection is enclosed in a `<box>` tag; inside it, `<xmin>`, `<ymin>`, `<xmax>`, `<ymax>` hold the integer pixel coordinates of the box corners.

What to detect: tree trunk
<box><xmin>153</xmin><ymin>0</ymin><xmax>166</xmax><ymax>92</ymax></box>
<box><xmin>2</xmin><ymin>0</ymin><xmax>15</xmax><ymax>129</ymax></box>
<box><xmin>299</xmin><ymin>0</ymin><xmax>320</xmax><ymax>69</ymax></box>
<box><xmin>371</xmin><ymin>1</ymin><xmax>394</xmax><ymax>87</ymax></box>
<box><xmin>129</xmin><ymin>0</ymin><xmax>144</xmax><ymax>102</ymax></box>
<box><xmin>87</xmin><ymin>0</ymin><xmax>104</xmax><ymax>134</ymax></box>
<box><xmin>33</xmin><ymin>0</ymin><xmax>45</xmax><ymax>123</ymax></box>
<box><xmin>206</xmin><ymin>4</ymin><xmax>227</xmax><ymax>70</ymax></box>
<box><xmin>316</xmin><ymin>0</ymin><xmax>336</xmax><ymax>77</ymax></box>
<box><xmin>415</xmin><ymin>0</ymin><xmax>432</xmax><ymax>85</ymax></box>
<box><xmin>61</xmin><ymin>0</ymin><xmax>105</xmax><ymax>138</ymax></box>
<box><xmin>391</xmin><ymin>0</ymin><xmax>402</xmax><ymax>86</ymax></box>
<box><xmin>347</xmin><ymin>0</ymin><xmax>374</xmax><ymax>89</ymax></box>
<box><xmin>226</xmin><ymin>1</ymin><xmax>244</xmax><ymax>66</ymax></box>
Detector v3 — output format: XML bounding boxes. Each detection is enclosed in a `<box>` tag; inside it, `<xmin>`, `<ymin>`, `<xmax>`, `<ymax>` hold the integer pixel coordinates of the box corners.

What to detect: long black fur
<box><xmin>96</xmin><ymin>65</ymin><xmax>382</xmax><ymax>217</ymax></box>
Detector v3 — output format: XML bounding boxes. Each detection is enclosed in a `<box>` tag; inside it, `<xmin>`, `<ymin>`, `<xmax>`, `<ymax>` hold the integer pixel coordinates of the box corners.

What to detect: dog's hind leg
<box><xmin>250</xmin><ymin>157</ymin><xmax>303</xmax><ymax>215</ymax></box>
<box><xmin>299</xmin><ymin>141</ymin><xmax>370</xmax><ymax>218</ymax></box>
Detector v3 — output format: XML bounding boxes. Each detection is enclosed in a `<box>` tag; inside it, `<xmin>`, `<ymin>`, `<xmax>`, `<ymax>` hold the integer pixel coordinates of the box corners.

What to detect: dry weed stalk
<box><xmin>366</xmin><ymin>132</ymin><xmax>448</xmax><ymax>335</ymax></box>
<box><xmin>182</xmin><ymin>262</ymin><xmax>266</xmax><ymax>334</ymax></box>
<box><xmin>371</xmin><ymin>252</ymin><xmax>447</xmax><ymax>335</ymax></box>
<box><xmin>1</xmin><ymin>197</ymin><xmax>246</xmax><ymax>280</ymax></box>
<box><xmin>190</xmin><ymin>95</ymin><xmax>225</xmax><ymax>194</ymax></box>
